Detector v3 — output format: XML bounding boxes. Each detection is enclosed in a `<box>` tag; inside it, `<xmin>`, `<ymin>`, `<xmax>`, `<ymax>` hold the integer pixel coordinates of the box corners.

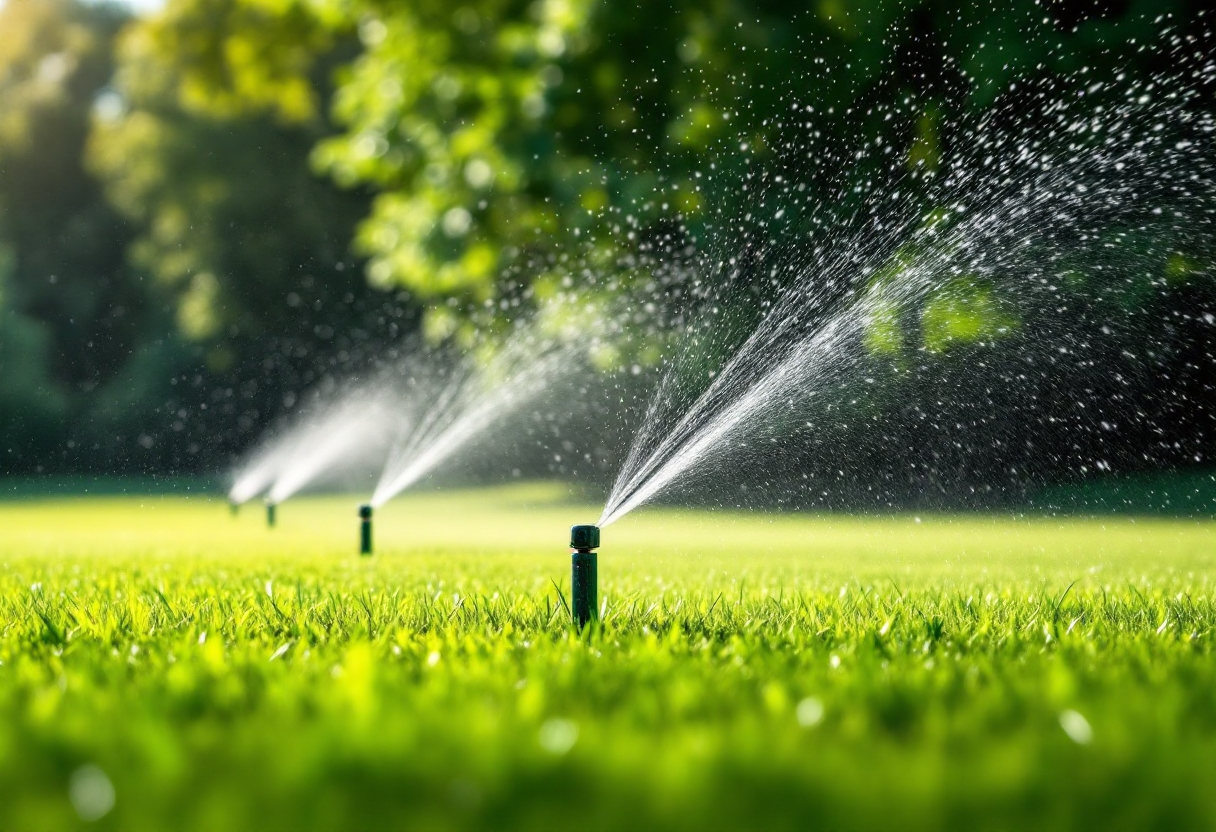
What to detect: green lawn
<box><xmin>2</xmin><ymin>483</ymin><xmax>1215</xmax><ymax>830</ymax></box>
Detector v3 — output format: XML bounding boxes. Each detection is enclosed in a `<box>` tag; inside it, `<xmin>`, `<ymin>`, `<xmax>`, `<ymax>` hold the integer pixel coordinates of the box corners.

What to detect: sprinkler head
<box><xmin>569</xmin><ymin>524</ymin><xmax>600</xmax><ymax>629</ymax></box>
<box><xmin>570</xmin><ymin>524</ymin><xmax>600</xmax><ymax>552</ymax></box>
<box><xmin>265</xmin><ymin>500</ymin><xmax>277</xmax><ymax>529</ymax></box>
<box><xmin>228</xmin><ymin>499</ymin><xmax>239</xmax><ymax>517</ymax></box>
<box><xmin>358</xmin><ymin>503</ymin><xmax>373</xmax><ymax>555</ymax></box>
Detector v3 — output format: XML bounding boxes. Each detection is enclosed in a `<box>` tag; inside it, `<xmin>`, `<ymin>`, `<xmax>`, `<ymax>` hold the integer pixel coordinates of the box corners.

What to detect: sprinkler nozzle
<box><xmin>359</xmin><ymin>504</ymin><xmax>373</xmax><ymax>555</ymax></box>
<box><xmin>569</xmin><ymin>524</ymin><xmax>599</xmax><ymax>629</ymax></box>
<box><xmin>266</xmin><ymin>501</ymin><xmax>276</xmax><ymax>528</ymax></box>
<box><xmin>229</xmin><ymin>499</ymin><xmax>239</xmax><ymax>517</ymax></box>
<box><xmin>570</xmin><ymin>524</ymin><xmax>600</xmax><ymax>551</ymax></box>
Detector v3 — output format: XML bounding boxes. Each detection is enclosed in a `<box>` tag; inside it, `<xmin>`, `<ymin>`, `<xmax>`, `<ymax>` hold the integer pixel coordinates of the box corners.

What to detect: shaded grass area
<box><xmin>1</xmin><ymin>483</ymin><xmax>1215</xmax><ymax>830</ymax></box>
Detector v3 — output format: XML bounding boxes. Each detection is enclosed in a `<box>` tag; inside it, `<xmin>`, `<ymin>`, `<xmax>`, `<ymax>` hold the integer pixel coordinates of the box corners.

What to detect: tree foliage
<box><xmin>1</xmin><ymin>0</ymin><xmax>1213</xmax><ymax>487</ymax></box>
<box><xmin>0</xmin><ymin>0</ymin><xmax>136</xmax><ymax>469</ymax></box>
<box><xmin>126</xmin><ymin>0</ymin><xmax>1207</xmax><ymax>333</ymax></box>
<box><xmin>0</xmin><ymin>0</ymin><xmax>135</xmax><ymax>386</ymax></box>
<box><xmin>91</xmin><ymin>0</ymin><xmax>379</xmax><ymax>367</ymax></box>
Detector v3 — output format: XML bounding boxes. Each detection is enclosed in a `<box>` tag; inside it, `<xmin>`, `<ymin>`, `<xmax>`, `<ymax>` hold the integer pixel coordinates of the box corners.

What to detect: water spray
<box><xmin>266</xmin><ymin>500</ymin><xmax>276</xmax><ymax>529</ymax></box>
<box><xmin>359</xmin><ymin>504</ymin><xmax>373</xmax><ymax>555</ymax></box>
<box><xmin>569</xmin><ymin>524</ymin><xmax>599</xmax><ymax>629</ymax></box>
<box><xmin>371</xmin><ymin>338</ymin><xmax>573</xmax><ymax>509</ymax></box>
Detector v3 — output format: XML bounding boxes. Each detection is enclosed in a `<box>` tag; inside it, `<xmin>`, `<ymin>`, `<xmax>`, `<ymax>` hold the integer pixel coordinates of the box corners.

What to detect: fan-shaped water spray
<box><xmin>229</xmin><ymin>445</ymin><xmax>292</xmax><ymax>507</ymax></box>
<box><xmin>266</xmin><ymin>394</ymin><xmax>397</xmax><ymax>504</ymax></box>
<box><xmin>229</xmin><ymin>376</ymin><xmax>400</xmax><ymax>507</ymax></box>
<box><xmin>371</xmin><ymin>336</ymin><xmax>574</xmax><ymax>507</ymax></box>
<box><xmin>600</xmin><ymin>58</ymin><xmax>1216</xmax><ymax>527</ymax></box>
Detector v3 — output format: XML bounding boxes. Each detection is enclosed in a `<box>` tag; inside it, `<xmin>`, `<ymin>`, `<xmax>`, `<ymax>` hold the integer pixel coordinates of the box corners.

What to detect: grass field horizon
<box><xmin>3</xmin><ymin>483</ymin><xmax>1216</xmax><ymax>829</ymax></box>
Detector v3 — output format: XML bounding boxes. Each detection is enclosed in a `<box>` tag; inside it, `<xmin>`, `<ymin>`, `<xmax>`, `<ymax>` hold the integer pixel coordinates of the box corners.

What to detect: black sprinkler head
<box><xmin>570</xmin><ymin>524</ymin><xmax>600</xmax><ymax>552</ymax></box>
<box><xmin>359</xmin><ymin>504</ymin><xmax>373</xmax><ymax>555</ymax></box>
<box><xmin>266</xmin><ymin>501</ymin><xmax>277</xmax><ymax>528</ymax></box>
<box><xmin>569</xmin><ymin>524</ymin><xmax>600</xmax><ymax>629</ymax></box>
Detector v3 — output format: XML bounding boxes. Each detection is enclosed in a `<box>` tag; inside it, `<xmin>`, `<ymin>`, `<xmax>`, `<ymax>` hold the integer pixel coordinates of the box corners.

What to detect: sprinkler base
<box><xmin>571</xmin><ymin>551</ymin><xmax>598</xmax><ymax>628</ymax></box>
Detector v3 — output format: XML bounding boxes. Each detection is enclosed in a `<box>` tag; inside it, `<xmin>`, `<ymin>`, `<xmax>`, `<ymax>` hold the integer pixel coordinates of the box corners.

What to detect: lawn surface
<box><xmin>1</xmin><ymin>483</ymin><xmax>1215</xmax><ymax>830</ymax></box>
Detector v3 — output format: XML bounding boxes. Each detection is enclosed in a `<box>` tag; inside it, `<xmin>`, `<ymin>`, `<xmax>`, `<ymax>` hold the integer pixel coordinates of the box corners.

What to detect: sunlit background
<box><xmin>1</xmin><ymin>0</ymin><xmax>1213</xmax><ymax>515</ymax></box>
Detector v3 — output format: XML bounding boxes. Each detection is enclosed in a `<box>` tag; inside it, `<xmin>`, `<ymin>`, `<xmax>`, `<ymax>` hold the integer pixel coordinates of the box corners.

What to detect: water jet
<box><xmin>371</xmin><ymin>338</ymin><xmax>571</xmax><ymax>509</ymax></box>
<box><xmin>359</xmin><ymin>504</ymin><xmax>373</xmax><ymax>555</ymax></box>
<box><xmin>569</xmin><ymin>524</ymin><xmax>599</xmax><ymax>629</ymax></box>
<box><xmin>597</xmin><ymin>65</ymin><xmax>1216</xmax><ymax>528</ymax></box>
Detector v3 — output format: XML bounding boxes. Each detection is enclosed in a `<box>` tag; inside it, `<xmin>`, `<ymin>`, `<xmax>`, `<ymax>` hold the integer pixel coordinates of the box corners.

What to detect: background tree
<box><xmin>0</xmin><ymin>0</ymin><xmax>137</xmax><ymax>471</ymax></box>
<box><xmin>85</xmin><ymin>0</ymin><xmax>416</xmax><ymax>470</ymax></box>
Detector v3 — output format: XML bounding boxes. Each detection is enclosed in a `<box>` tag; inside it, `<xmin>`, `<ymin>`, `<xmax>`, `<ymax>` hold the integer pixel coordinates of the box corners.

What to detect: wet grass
<box><xmin>1</xmin><ymin>483</ymin><xmax>1215</xmax><ymax>830</ymax></box>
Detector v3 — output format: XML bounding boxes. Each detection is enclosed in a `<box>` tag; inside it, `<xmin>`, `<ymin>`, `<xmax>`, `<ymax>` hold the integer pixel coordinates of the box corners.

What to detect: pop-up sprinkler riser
<box><xmin>266</xmin><ymin>501</ymin><xmax>276</xmax><ymax>528</ymax></box>
<box><xmin>570</xmin><ymin>524</ymin><xmax>599</xmax><ymax>629</ymax></box>
<box><xmin>359</xmin><ymin>504</ymin><xmax>373</xmax><ymax>555</ymax></box>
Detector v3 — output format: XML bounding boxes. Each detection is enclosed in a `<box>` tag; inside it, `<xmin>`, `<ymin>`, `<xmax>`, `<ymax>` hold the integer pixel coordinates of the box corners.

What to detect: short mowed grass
<box><xmin>2</xmin><ymin>483</ymin><xmax>1215</xmax><ymax>830</ymax></box>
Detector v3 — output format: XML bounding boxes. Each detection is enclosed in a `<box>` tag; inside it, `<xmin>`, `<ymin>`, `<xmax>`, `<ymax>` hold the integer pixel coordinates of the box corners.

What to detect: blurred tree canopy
<box><xmin>0</xmin><ymin>0</ymin><xmax>133</xmax><ymax>467</ymax></box>
<box><xmin>124</xmin><ymin>0</ymin><xmax>1211</xmax><ymax>338</ymax></box>
<box><xmin>0</xmin><ymin>0</ymin><xmax>410</xmax><ymax>474</ymax></box>
<box><xmin>1</xmin><ymin>0</ymin><xmax>1213</xmax><ymax>493</ymax></box>
<box><xmin>89</xmin><ymin>7</ymin><xmax>380</xmax><ymax>371</ymax></box>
